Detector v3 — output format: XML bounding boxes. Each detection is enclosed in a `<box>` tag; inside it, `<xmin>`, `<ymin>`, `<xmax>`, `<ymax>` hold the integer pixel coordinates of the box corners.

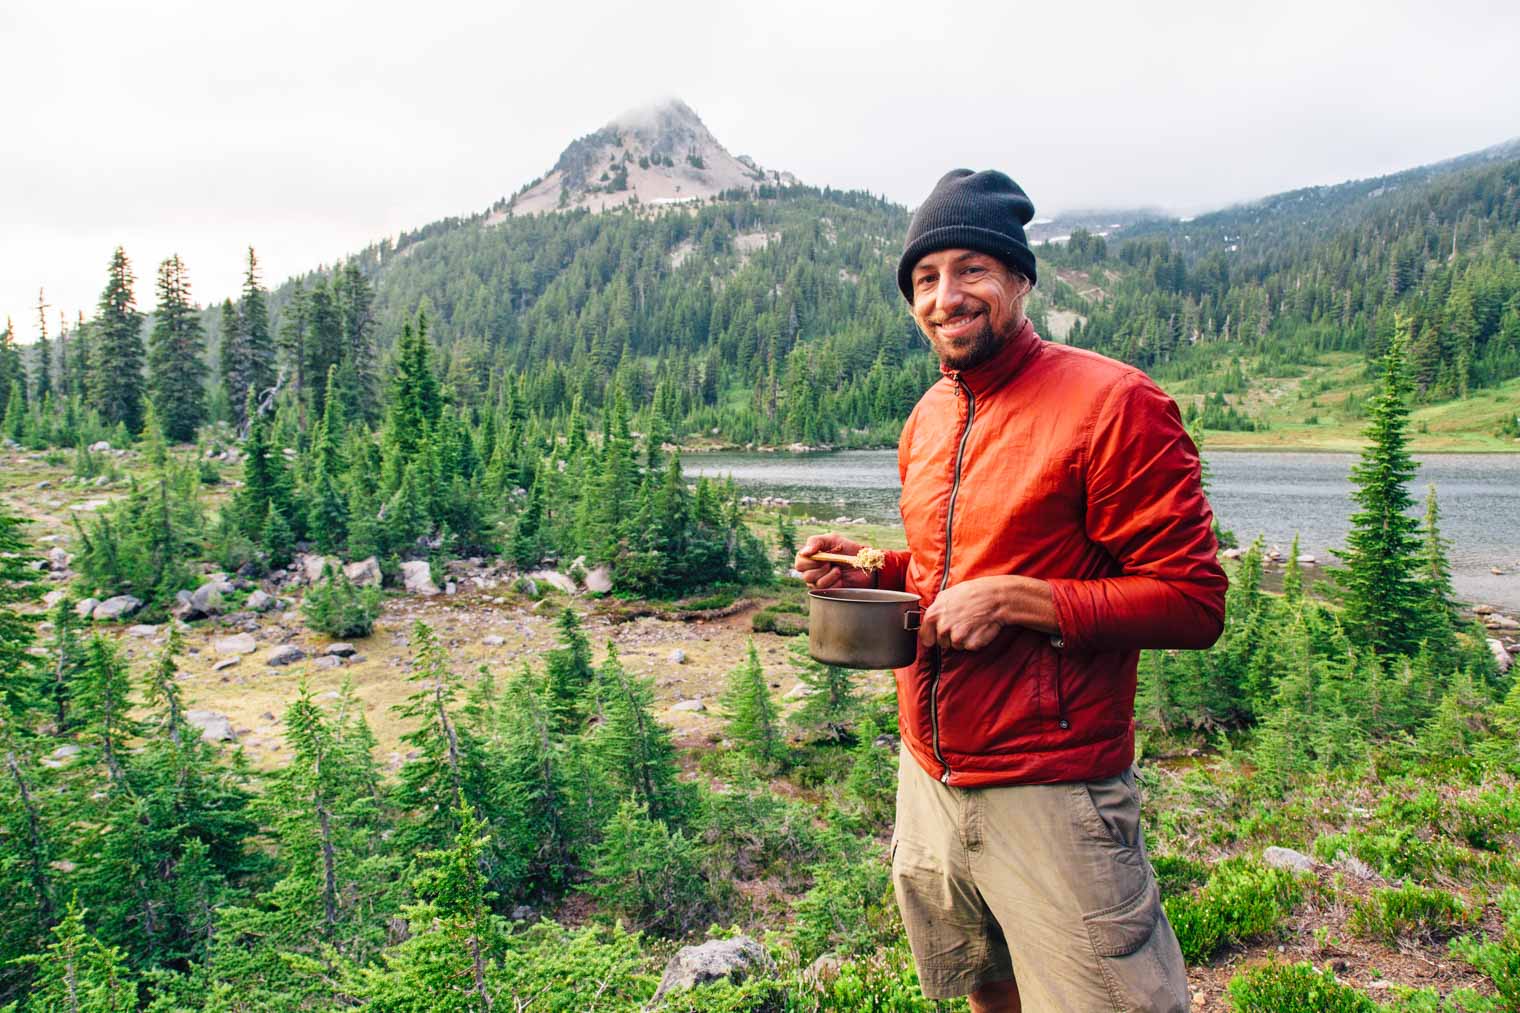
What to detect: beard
<box><xmin>927</xmin><ymin>304</ymin><xmax>1023</xmax><ymax>372</ymax></box>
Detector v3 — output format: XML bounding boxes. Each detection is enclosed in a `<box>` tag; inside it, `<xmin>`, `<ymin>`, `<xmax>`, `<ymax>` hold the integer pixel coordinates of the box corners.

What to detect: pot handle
<box><xmin>903</xmin><ymin>610</ymin><xmax>922</xmax><ymax>632</ymax></box>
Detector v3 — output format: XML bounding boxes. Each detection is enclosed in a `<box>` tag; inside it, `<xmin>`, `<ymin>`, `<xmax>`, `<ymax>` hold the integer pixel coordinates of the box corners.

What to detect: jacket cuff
<box><xmin>1047</xmin><ymin>575</ymin><xmax>1225</xmax><ymax>653</ymax></box>
<box><xmin>878</xmin><ymin>550</ymin><xmax>910</xmax><ymax>593</ymax></box>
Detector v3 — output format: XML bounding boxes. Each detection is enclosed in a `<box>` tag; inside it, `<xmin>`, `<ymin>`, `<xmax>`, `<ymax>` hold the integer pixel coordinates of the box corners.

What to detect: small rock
<box><xmin>36</xmin><ymin>480</ymin><xmax>52</xmax><ymax>490</ymax></box>
<box><xmin>186</xmin><ymin>710</ymin><xmax>236</xmax><ymax>743</ymax></box>
<box><xmin>445</xmin><ymin>580</ymin><xmax>457</xmax><ymax>595</ymax></box>
<box><xmin>1262</xmin><ymin>846</ymin><xmax>1315</xmax><ymax>873</ymax></box>
<box><xmin>46</xmin><ymin>547</ymin><xmax>70</xmax><ymax>570</ymax></box>
<box><xmin>297</xmin><ymin>553</ymin><xmax>338</xmax><ymax>585</ymax></box>
<box><xmin>1474</xmin><ymin>604</ymin><xmax>1496</xmax><ymax>615</ymax></box>
<box><xmin>42</xmin><ymin>590</ymin><xmax>67</xmax><ymax>608</ymax></box>
<box><xmin>92</xmin><ymin>595</ymin><xmax>143</xmax><ymax>621</ymax></box>
<box><xmin>1492</xmin><ymin>639</ymin><xmax>1514</xmax><ymax>674</ymax></box>
<box><xmin>510</xmin><ymin>905</ymin><xmax>535</xmax><ymax>921</ymax></box>
<box><xmin>89</xmin><ymin>440</ymin><xmax>112</xmax><ymax>452</ymax></box>
<box><xmin>325</xmin><ymin>642</ymin><xmax>357</xmax><ymax>657</ymax></box>
<box><xmin>40</xmin><ymin>744</ymin><xmax>81</xmax><ymax>769</ymax></box>
<box><xmin>482</xmin><ymin>635</ymin><xmax>506</xmax><ymax>646</ymax></box>
<box><xmin>212</xmin><ymin>658</ymin><xmax>240</xmax><ymax>672</ymax></box>
<box><xmin>400</xmin><ymin>560</ymin><xmax>439</xmax><ymax>595</ymax></box>
<box><xmin>1333</xmin><ymin>853</ymin><xmax>1380</xmax><ymax>882</ymax></box>
<box><xmin>75</xmin><ymin>597</ymin><xmax>100</xmax><ymax>618</ymax></box>
<box><xmin>1295</xmin><ymin>554</ymin><xmax>1316</xmax><ymax>566</ymax></box>
<box><xmin>246</xmin><ymin>589</ymin><xmax>275</xmax><ymax>612</ymax></box>
<box><xmin>653</xmin><ymin>936</ymin><xmax>775</xmax><ymax>1001</ymax></box>
<box><xmin>344</xmin><ymin>556</ymin><xmax>382</xmax><ymax>587</ymax></box>
<box><xmin>803</xmin><ymin>954</ymin><xmax>842</xmax><ymax>987</ymax></box>
<box><xmin>266</xmin><ymin>644</ymin><xmax>306</xmax><ymax>666</ymax></box>
<box><xmin>671</xmin><ymin>699</ymin><xmax>707</xmax><ymax>712</ymax></box>
<box><xmin>1220</xmin><ymin>548</ymin><xmax>1242</xmax><ymax>560</ymax></box>
<box><xmin>215</xmin><ymin>633</ymin><xmax>258</xmax><ymax>656</ymax></box>
<box><xmin>669</xmin><ymin>649</ymin><xmax>687</xmax><ymax>664</ymax></box>
<box><xmin>784</xmin><ymin>682</ymin><xmax>816</xmax><ymax>700</ymax></box>
<box><xmin>313</xmin><ymin>655</ymin><xmax>342</xmax><ymax>670</ymax></box>
<box><xmin>127</xmin><ymin>624</ymin><xmax>159</xmax><ymax>638</ymax></box>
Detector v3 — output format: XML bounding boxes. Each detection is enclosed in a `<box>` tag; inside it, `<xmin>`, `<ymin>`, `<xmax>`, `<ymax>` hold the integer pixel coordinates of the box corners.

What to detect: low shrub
<box><xmin>1225</xmin><ymin>961</ymin><xmax>1377</xmax><ymax>1012</ymax></box>
<box><xmin>791</xmin><ymin>846</ymin><xmax>898</xmax><ymax>963</ymax></box>
<box><xmin>301</xmin><ymin>563</ymin><xmax>382</xmax><ymax>638</ymax></box>
<box><xmin>753</xmin><ymin>608</ymin><xmax>806</xmax><ymax>635</ymax></box>
<box><xmin>1165</xmin><ymin>857</ymin><xmax>1303</xmax><ymax>963</ymax></box>
<box><xmin>1152</xmin><ymin>853</ymin><xmax>1210</xmax><ymax>899</ymax></box>
<box><xmin>1452</xmin><ymin>886</ymin><xmax>1520</xmax><ymax>1007</ymax></box>
<box><xmin>1349</xmin><ymin>884</ymin><xmax>1475</xmax><ymax>944</ymax></box>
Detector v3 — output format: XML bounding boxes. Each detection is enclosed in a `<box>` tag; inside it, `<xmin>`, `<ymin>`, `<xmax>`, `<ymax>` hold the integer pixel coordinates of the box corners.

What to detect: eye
<box><xmin>915</xmin><ymin>273</ymin><xmax>936</xmax><ymax>289</ymax></box>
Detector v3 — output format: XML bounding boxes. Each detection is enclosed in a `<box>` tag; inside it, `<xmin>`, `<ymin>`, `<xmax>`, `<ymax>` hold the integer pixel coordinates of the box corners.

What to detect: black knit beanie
<box><xmin>897</xmin><ymin>169</ymin><xmax>1037</xmax><ymax>301</ymax></box>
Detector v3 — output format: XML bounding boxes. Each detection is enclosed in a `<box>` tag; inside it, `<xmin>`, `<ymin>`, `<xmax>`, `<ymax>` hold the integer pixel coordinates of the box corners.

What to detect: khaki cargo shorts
<box><xmin>891</xmin><ymin>746</ymin><xmax>1188</xmax><ymax>1011</ymax></box>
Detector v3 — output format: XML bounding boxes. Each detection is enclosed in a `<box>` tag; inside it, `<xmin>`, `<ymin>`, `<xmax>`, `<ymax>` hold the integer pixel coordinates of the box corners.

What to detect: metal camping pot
<box><xmin>807</xmin><ymin>588</ymin><xmax>923</xmax><ymax>669</ymax></box>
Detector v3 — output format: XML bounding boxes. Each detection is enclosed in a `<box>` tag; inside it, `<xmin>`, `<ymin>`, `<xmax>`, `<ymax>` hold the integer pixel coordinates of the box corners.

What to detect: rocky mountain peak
<box><xmin>505</xmin><ymin>99</ymin><xmax>797</xmax><ymax>217</ymax></box>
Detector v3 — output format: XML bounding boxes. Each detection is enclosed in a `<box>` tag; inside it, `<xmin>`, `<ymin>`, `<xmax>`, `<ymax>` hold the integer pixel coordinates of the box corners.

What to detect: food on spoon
<box><xmin>807</xmin><ymin>546</ymin><xmax>886</xmax><ymax>572</ymax></box>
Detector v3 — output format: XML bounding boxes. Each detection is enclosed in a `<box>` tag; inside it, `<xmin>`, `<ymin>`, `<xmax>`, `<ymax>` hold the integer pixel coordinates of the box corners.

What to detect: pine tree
<box><xmin>1282</xmin><ymin>532</ymin><xmax>1304</xmax><ymax>603</ymax></box>
<box><xmin>1333</xmin><ymin>329</ymin><xmax>1426</xmax><ymax>656</ymax></box>
<box><xmin>0</xmin><ymin>318</ymin><xmax>23</xmax><ymax>425</ymax></box>
<box><xmin>1418</xmin><ymin>483</ymin><xmax>1459</xmax><ymax>648</ymax></box>
<box><xmin>88</xmin><ymin>246</ymin><xmax>147</xmax><ymax>433</ymax></box>
<box><xmin>721</xmin><ymin>640</ymin><xmax>784</xmax><ymax>769</ymax></box>
<box><xmin>0</xmin><ymin>503</ymin><xmax>43</xmax><ymax>720</ymax></box>
<box><xmin>146</xmin><ymin>255</ymin><xmax>207</xmax><ymax>442</ymax></box>
<box><xmin>8</xmin><ymin>897</ymin><xmax>136</xmax><ymax>1012</ymax></box>
<box><xmin>586</xmin><ymin>643</ymin><xmax>686</xmax><ymax>825</ymax></box>
<box><xmin>497</xmin><ymin>664</ymin><xmax>574</xmax><ymax>893</ymax></box>
<box><xmin>788</xmin><ymin>637</ymin><xmax>858</xmax><ymax>739</ymax></box>
<box><xmin>334</xmin><ymin>261</ymin><xmax>379</xmax><ymax>422</ymax></box>
<box><xmin>230</xmin><ymin>248</ymin><xmax>275</xmax><ymax>419</ymax></box>
<box><xmin>579</xmin><ymin>797</ymin><xmax>709</xmax><ymax>937</ymax></box>
<box><xmin>543</xmin><ymin>607</ymin><xmax>594</xmax><ymax>733</ymax></box>
<box><xmin>307</xmin><ymin>368</ymin><xmax>349</xmax><ymax>554</ymax></box>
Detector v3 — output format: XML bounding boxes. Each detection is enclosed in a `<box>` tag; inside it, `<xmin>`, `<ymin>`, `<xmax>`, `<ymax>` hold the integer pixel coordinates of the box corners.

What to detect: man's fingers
<box><xmin>917</xmin><ymin>609</ymin><xmax>939</xmax><ymax>646</ymax></box>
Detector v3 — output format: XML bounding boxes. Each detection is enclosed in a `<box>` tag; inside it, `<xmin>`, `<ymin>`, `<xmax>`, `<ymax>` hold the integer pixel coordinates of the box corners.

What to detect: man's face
<box><xmin>909</xmin><ymin>250</ymin><xmax>1030</xmax><ymax>372</ymax></box>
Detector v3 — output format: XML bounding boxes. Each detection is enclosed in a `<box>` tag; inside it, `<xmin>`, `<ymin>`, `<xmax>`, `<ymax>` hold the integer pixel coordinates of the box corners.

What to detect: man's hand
<box><xmin>795</xmin><ymin>533</ymin><xmax>873</xmax><ymax>591</ymax></box>
<box><xmin>919</xmin><ymin>575</ymin><xmax>1059</xmax><ymax>651</ymax></box>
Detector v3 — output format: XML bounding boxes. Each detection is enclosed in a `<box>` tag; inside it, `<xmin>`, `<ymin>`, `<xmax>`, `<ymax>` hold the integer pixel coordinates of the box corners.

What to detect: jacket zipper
<box><xmin>930</xmin><ymin>378</ymin><xmax>975</xmax><ymax>784</ymax></box>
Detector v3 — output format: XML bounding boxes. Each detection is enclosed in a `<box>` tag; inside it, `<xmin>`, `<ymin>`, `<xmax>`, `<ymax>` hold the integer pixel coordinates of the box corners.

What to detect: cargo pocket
<box><xmin>1083</xmin><ymin>878</ymin><xmax>1160</xmax><ymax>958</ymax></box>
<box><xmin>1082</xmin><ymin>879</ymin><xmax>1187</xmax><ymax>1013</ymax></box>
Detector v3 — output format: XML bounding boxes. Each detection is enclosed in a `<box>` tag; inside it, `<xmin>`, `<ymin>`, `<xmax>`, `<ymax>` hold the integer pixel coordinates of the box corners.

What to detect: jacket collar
<box><xmin>939</xmin><ymin>317</ymin><xmax>1042</xmax><ymax>398</ymax></box>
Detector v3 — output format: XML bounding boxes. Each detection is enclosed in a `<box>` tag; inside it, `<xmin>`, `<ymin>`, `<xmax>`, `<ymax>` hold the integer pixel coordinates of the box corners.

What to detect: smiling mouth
<box><xmin>936</xmin><ymin>312</ymin><xmax>984</xmax><ymax>339</ymax></box>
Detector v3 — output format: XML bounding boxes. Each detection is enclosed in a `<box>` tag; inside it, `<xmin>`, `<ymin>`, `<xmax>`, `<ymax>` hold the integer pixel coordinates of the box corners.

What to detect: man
<box><xmin>797</xmin><ymin>169</ymin><xmax>1227</xmax><ymax>1012</ymax></box>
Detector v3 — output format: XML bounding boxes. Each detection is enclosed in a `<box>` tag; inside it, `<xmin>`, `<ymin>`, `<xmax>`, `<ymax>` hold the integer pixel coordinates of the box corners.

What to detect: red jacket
<box><xmin>878</xmin><ymin>319</ymin><xmax>1226</xmax><ymax>787</ymax></box>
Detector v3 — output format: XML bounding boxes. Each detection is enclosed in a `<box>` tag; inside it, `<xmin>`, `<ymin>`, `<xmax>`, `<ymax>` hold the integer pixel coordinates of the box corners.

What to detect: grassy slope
<box><xmin>1167</xmin><ymin>353</ymin><xmax>1520</xmax><ymax>453</ymax></box>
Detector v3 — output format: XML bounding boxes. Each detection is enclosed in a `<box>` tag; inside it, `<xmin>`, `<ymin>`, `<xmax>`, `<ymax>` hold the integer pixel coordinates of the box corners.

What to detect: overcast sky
<box><xmin>4</xmin><ymin>0</ymin><xmax>1517</xmax><ymax>338</ymax></box>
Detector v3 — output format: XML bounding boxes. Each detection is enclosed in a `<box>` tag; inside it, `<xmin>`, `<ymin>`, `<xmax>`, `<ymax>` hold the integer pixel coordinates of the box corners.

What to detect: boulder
<box><xmin>266</xmin><ymin>644</ymin><xmax>306</xmax><ymax>666</ymax></box>
<box><xmin>313</xmin><ymin>655</ymin><xmax>342</xmax><ymax>670</ymax></box>
<box><xmin>246</xmin><ymin>589</ymin><xmax>275</xmax><ymax>612</ymax></box>
<box><xmin>584</xmin><ymin>565</ymin><xmax>614</xmax><ymax>594</ymax></box>
<box><xmin>325</xmin><ymin>642</ymin><xmax>357</xmax><ymax>657</ymax></box>
<box><xmin>669</xmin><ymin>649</ymin><xmax>687</xmax><ymax>664</ymax></box>
<box><xmin>1295</xmin><ymin>554</ymin><xmax>1317</xmax><ymax>567</ymax></box>
<box><xmin>190</xmin><ymin>580</ymin><xmax>234</xmax><ymax>616</ymax></box>
<box><xmin>1220</xmin><ymin>548</ymin><xmax>1243</xmax><ymax>560</ymax></box>
<box><xmin>1262</xmin><ymin>846</ymin><xmax>1315</xmax><ymax>874</ymax></box>
<box><xmin>1486</xmin><ymin>614</ymin><xmax>1520</xmax><ymax>632</ymax></box>
<box><xmin>401</xmin><ymin>561</ymin><xmax>439</xmax><ymax>595</ymax></box>
<box><xmin>75</xmin><ymin>597</ymin><xmax>99</xmax><ymax>618</ymax></box>
<box><xmin>215</xmin><ymin>634</ymin><xmax>258</xmax><ymax>656</ymax></box>
<box><xmin>127</xmin><ymin>624</ymin><xmax>159</xmax><ymax>638</ymax></box>
<box><xmin>653</xmin><ymin>936</ymin><xmax>775</xmax><ymax>1001</ymax></box>
<box><xmin>186</xmin><ymin>710</ymin><xmax>236</xmax><ymax>743</ymax></box>
<box><xmin>42</xmin><ymin>590</ymin><xmax>66</xmax><ymax>608</ymax></box>
<box><xmin>671</xmin><ymin>698</ymin><xmax>706</xmax><ymax>712</ymax></box>
<box><xmin>88</xmin><ymin>440</ymin><xmax>112</xmax><ymax>452</ymax></box>
<box><xmin>297</xmin><ymin>553</ymin><xmax>337</xmax><ymax>585</ymax></box>
<box><xmin>529</xmin><ymin>569</ymin><xmax>578</xmax><ymax>595</ymax></box>
<box><xmin>344</xmin><ymin>556</ymin><xmax>382</xmax><ymax>588</ymax></box>
<box><xmin>92</xmin><ymin>595</ymin><xmax>142</xmax><ymax>621</ymax></box>
<box><xmin>46</xmin><ymin>547</ymin><xmax>70</xmax><ymax>571</ymax></box>
<box><xmin>1490</xmin><ymin>639</ymin><xmax>1513</xmax><ymax>674</ymax></box>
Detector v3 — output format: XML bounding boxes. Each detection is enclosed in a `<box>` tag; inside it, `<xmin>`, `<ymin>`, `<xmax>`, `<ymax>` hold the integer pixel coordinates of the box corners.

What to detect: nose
<box><xmin>932</xmin><ymin>272</ymin><xmax>967</xmax><ymax>316</ymax></box>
